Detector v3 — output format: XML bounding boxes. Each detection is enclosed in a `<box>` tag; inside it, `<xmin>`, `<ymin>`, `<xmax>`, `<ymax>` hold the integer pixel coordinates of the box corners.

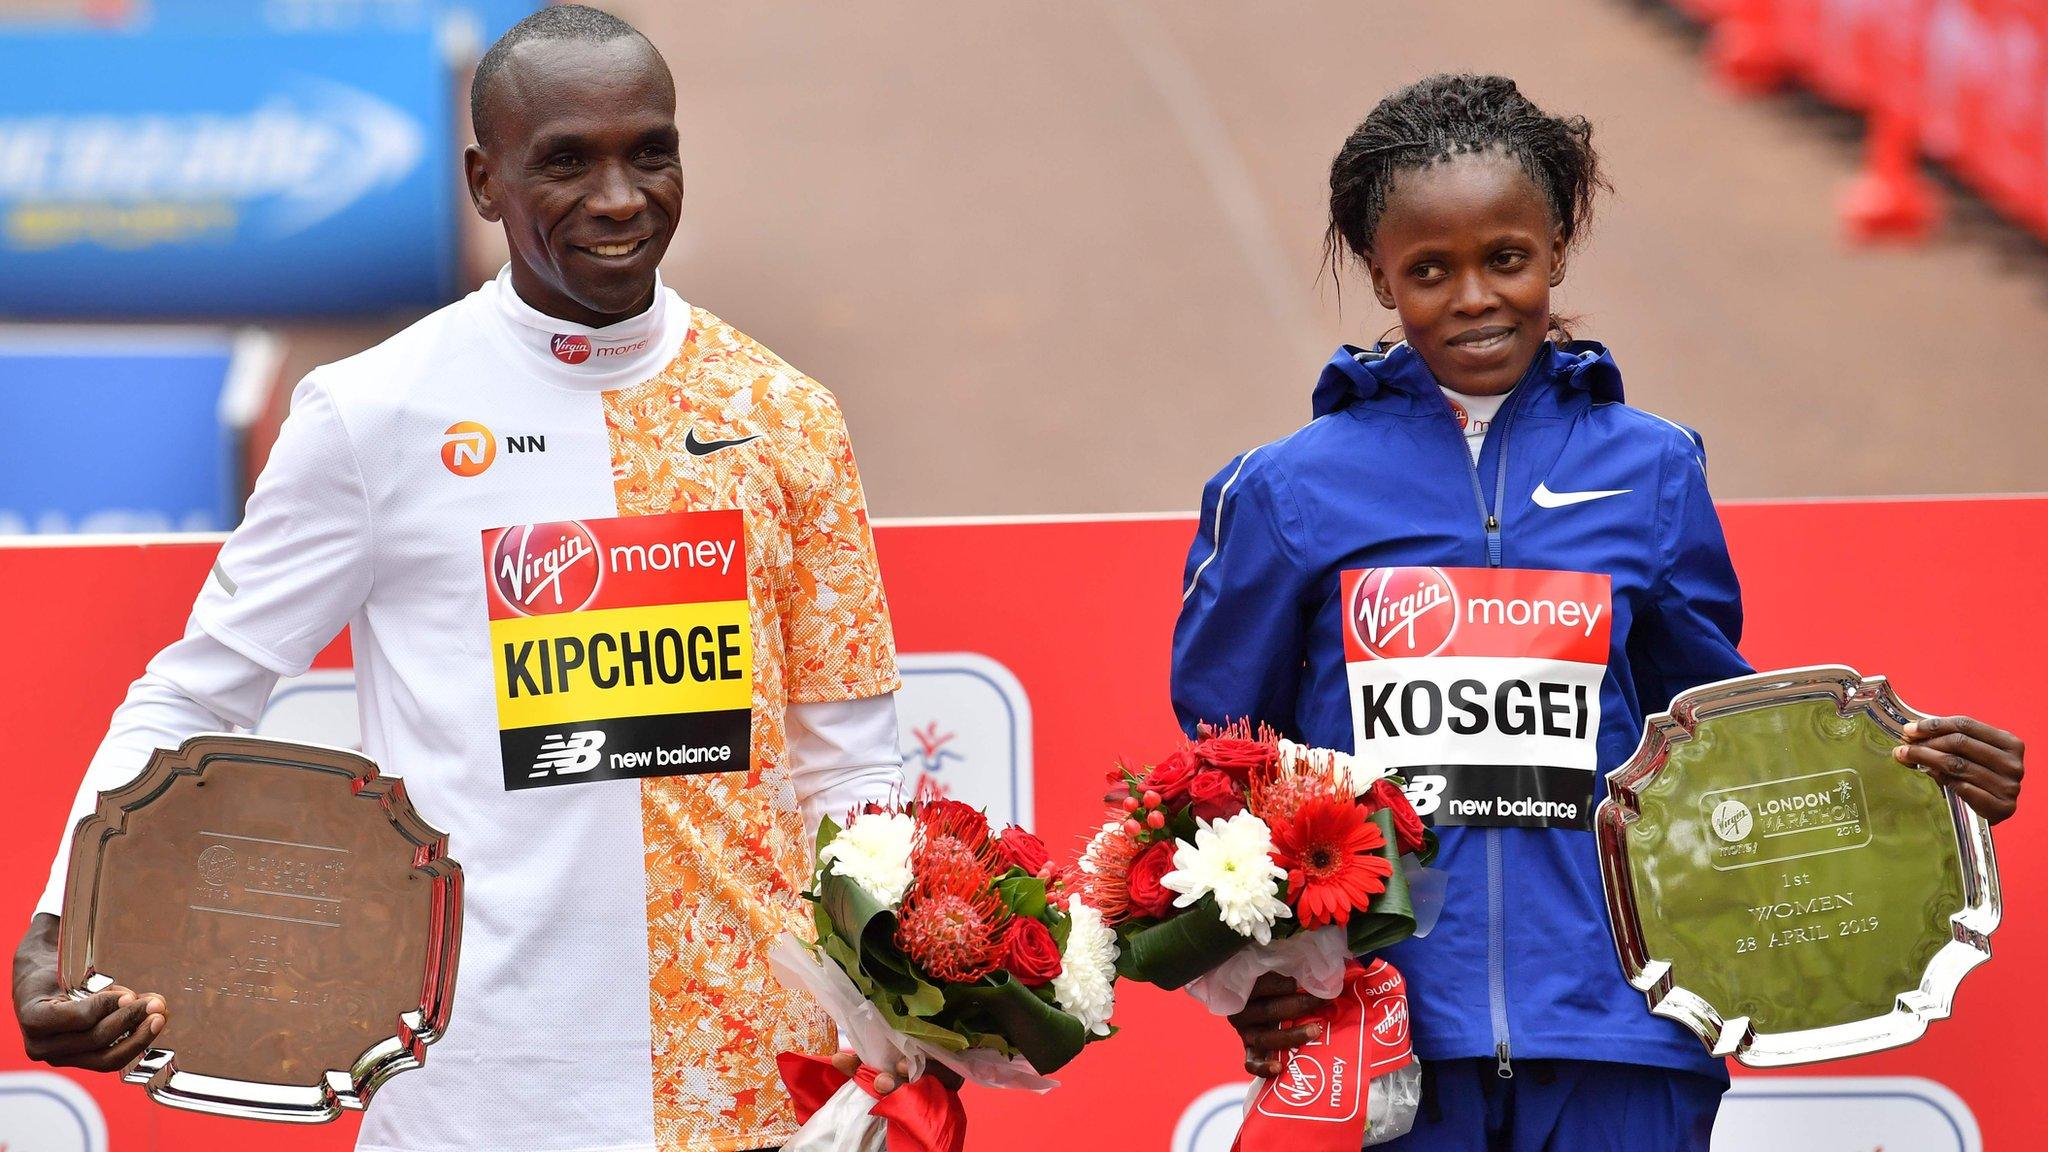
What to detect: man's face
<box><xmin>465</xmin><ymin>36</ymin><xmax>684</xmax><ymax>327</ymax></box>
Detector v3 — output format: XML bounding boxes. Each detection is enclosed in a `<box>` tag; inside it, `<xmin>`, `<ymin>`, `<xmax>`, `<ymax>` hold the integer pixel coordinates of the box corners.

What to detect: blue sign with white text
<box><xmin>0</xmin><ymin>28</ymin><xmax>459</xmax><ymax>315</ymax></box>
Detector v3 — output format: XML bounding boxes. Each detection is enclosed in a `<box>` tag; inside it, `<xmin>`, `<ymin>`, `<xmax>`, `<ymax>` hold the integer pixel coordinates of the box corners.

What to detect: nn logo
<box><xmin>442</xmin><ymin>421</ymin><xmax>496</xmax><ymax>477</ymax></box>
<box><xmin>442</xmin><ymin>422</ymin><xmax>545</xmax><ymax>476</ymax></box>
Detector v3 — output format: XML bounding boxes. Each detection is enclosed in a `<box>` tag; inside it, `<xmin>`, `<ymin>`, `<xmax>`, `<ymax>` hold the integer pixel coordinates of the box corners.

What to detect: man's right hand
<box><xmin>1227</xmin><ymin>972</ymin><xmax>1330</xmax><ymax>1079</ymax></box>
<box><xmin>13</xmin><ymin>913</ymin><xmax>165</xmax><ymax>1072</ymax></box>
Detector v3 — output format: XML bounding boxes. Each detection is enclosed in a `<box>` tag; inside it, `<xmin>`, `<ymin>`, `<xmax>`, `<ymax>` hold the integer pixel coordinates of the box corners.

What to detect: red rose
<box><xmin>1186</xmin><ymin>769</ymin><xmax>1246</xmax><ymax>821</ymax></box>
<box><xmin>1002</xmin><ymin>917</ymin><xmax>1063</xmax><ymax>987</ymax></box>
<box><xmin>993</xmin><ymin>825</ymin><xmax>1051</xmax><ymax>875</ymax></box>
<box><xmin>1195</xmin><ymin>735</ymin><xmax>1278</xmax><ymax>785</ymax></box>
<box><xmin>1125</xmin><ymin>840</ymin><xmax>1179</xmax><ymax>920</ymax></box>
<box><xmin>918</xmin><ymin>798</ymin><xmax>990</xmax><ymax>845</ymax></box>
<box><xmin>1141</xmin><ymin>749</ymin><xmax>1203</xmax><ymax>807</ymax></box>
<box><xmin>1371</xmin><ymin>778</ymin><xmax>1428</xmax><ymax>856</ymax></box>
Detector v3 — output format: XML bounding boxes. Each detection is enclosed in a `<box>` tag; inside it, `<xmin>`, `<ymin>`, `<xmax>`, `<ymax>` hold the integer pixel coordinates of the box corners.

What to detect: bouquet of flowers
<box><xmin>1075</xmin><ymin>724</ymin><xmax>1440</xmax><ymax>1149</ymax></box>
<box><xmin>767</xmin><ymin>798</ymin><xmax>1117</xmax><ymax>1152</ymax></box>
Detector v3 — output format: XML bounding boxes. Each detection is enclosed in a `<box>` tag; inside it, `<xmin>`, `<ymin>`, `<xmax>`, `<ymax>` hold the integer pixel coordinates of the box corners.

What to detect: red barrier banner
<box><xmin>1698</xmin><ymin>0</ymin><xmax>2048</xmax><ymax>241</ymax></box>
<box><xmin>1</xmin><ymin>499</ymin><xmax>2041</xmax><ymax>1151</ymax></box>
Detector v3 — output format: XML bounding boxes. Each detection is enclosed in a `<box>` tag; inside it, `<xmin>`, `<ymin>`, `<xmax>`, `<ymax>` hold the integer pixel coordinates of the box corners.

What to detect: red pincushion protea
<box><xmin>1270</xmin><ymin>796</ymin><xmax>1395</xmax><ymax>929</ymax></box>
<box><xmin>918</xmin><ymin>798</ymin><xmax>991</xmax><ymax>845</ymax></box>
<box><xmin>1250</xmin><ymin>762</ymin><xmax>1350</xmax><ymax>830</ymax></box>
<box><xmin>1077</xmin><ymin>820</ymin><xmax>1143</xmax><ymax>925</ymax></box>
<box><xmin>913</xmin><ymin>797</ymin><xmax>1002</xmax><ymax>878</ymax></box>
<box><xmin>894</xmin><ymin>865</ymin><xmax>1009</xmax><ymax>984</ymax></box>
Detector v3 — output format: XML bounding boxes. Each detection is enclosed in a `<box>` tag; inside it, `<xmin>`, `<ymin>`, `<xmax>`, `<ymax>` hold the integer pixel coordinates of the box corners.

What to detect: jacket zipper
<box><xmin>1443</xmin><ymin>380</ymin><xmax>1527</xmax><ymax>1080</ymax></box>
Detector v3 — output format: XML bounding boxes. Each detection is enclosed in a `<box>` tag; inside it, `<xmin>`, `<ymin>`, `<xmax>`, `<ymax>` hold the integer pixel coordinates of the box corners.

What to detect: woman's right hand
<box><xmin>13</xmin><ymin>914</ymin><xmax>166</xmax><ymax>1072</ymax></box>
<box><xmin>1227</xmin><ymin>972</ymin><xmax>1331</xmax><ymax>1078</ymax></box>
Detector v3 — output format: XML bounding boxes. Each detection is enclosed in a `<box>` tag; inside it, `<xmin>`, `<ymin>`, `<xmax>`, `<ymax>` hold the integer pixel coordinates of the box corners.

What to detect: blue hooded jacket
<box><xmin>1172</xmin><ymin>341</ymin><xmax>1750</xmax><ymax>1078</ymax></box>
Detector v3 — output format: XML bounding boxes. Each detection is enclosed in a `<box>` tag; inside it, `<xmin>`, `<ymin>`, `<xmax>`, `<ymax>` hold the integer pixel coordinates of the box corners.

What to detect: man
<box><xmin>12</xmin><ymin>9</ymin><xmax>905</xmax><ymax>1152</ymax></box>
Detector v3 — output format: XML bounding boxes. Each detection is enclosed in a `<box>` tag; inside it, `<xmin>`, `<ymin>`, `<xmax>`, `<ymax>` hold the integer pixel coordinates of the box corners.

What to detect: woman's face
<box><xmin>1363</xmin><ymin>150</ymin><xmax>1569</xmax><ymax>396</ymax></box>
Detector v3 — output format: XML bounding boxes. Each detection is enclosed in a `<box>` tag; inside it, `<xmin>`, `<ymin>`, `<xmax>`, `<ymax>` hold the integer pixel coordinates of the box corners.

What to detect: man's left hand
<box><xmin>1895</xmin><ymin>716</ymin><xmax>2025</xmax><ymax>823</ymax></box>
<box><xmin>828</xmin><ymin>1051</ymin><xmax>964</xmax><ymax>1095</ymax></box>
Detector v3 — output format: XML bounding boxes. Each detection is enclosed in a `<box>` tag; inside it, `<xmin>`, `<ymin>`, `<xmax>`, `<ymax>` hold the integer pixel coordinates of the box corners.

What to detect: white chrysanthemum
<box><xmin>1160</xmin><ymin>812</ymin><xmax>1292</xmax><ymax>945</ymax></box>
<box><xmin>817</xmin><ymin>812</ymin><xmax>916</xmax><ymax>906</ymax></box>
<box><xmin>1052</xmin><ymin>897</ymin><xmax>1118</xmax><ymax>1037</ymax></box>
<box><xmin>1278</xmin><ymin>738</ymin><xmax>1389</xmax><ymax>797</ymax></box>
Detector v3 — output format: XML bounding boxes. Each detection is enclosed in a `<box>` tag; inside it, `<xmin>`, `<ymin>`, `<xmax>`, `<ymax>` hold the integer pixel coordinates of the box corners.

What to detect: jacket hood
<box><xmin>1311</xmin><ymin>340</ymin><xmax>1626</xmax><ymax>419</ymax></box>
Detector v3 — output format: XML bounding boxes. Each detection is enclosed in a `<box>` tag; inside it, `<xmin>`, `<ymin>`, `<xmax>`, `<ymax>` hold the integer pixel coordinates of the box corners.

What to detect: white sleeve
<box><xmin>788</xmin><ymin>693</ymin><xmax>906</xmax><ymax>841</ymax></box>
<box><xmin>35</xmin><ymin>375</ymin><xmax>371</xmax><ymax>920</ymax></box>
<box><xmin>34</xmin><ymin>622</ymin><xmax>280</xmax><ymax>918</ymax></box>
<box><xmin>190</xmin><ymin>375</ymin><xmax>375</xmax><ymax>676</ymax></box>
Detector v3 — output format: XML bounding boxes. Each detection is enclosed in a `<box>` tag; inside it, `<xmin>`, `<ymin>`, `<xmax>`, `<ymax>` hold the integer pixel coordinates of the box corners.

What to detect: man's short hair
<box><xmin>470</xmin><ymin>4</ymin><xmax>654</xmax><ymax>147</ymax></box>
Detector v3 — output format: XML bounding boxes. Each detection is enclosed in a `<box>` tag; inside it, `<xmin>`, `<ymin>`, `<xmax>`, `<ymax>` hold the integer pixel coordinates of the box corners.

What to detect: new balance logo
<box><xmin>530</xmin><ymin>730</ymin><xmax>606</xmax><ymax>778</ymax></box>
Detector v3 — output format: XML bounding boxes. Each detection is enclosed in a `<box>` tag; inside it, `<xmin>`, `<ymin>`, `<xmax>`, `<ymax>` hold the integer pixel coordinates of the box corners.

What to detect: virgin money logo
<box><xmin>1447</xmin><ymin>395</ymin><xmax>1469</xmax><ymax>430</ymax></box>
<box><xmin>492</xmin><ymin>521</ymin><xmax>602</xmax><ymax>615</ymax></box>
<box><xmin>1350</xmin><ymin>567</ymin><xmax>1459</xmax><ymax>659</ymax></box>
<box><xmin>1274</xmin><ymin>1053</ymin><xmax>1324</xmax><ymax>1108</ymax></box>
<box><xmin>1371</xmin><ymin>997</ymin><xmax>1410</xmax><ymax>1047</ymax></box>
<box><xmin>551</xmin><ymin>334</ymin><xmax>592</xmax><ymax>365</ymax></box>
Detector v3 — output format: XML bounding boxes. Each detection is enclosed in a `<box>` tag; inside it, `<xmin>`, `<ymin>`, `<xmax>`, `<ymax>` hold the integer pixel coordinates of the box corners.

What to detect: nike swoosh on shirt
<box><xmin>684</xmin><ymin>430</ymin><xmax>764</xmax><ymax>456</ymax></box>
<box><xmin>1532</xmin><ymin>482</ymin><xmax>1631</xmax><ymax>508</ymax></box>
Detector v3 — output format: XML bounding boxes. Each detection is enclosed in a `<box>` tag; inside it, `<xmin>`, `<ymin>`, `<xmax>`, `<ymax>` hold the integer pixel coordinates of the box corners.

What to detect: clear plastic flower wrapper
<box><xmin>768</xmin><ymin>801</ymin><xmax>1115</xmax><ymax>1152</ymax></box>
<box><xmin>1075</xmin><ymin>725</ymin><xmax>1443</xmax><ymax>1150</ymax></box>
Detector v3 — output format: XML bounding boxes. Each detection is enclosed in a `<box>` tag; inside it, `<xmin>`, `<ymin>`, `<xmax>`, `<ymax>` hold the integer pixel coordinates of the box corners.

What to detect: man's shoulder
<box><xmin>673</xmin><ymin>305</ymin><xmax>839</xmax><ymax>415</ymax></box>
<box><xmin>311</xmin><ymin>290</ymin><xmax>488</xmax><ymax>401</ymax></box>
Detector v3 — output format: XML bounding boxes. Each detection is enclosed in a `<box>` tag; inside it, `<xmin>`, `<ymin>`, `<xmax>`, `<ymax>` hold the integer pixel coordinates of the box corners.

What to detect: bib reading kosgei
<box><xmin>1340</xmin><ymin>566</ymin><xmax>1611</xmax><ymax>830</ymax></box>
<box><xmin>484</xmin><ymin>510</ymin><xmax>752</xmax><ymax>791</ymax></box>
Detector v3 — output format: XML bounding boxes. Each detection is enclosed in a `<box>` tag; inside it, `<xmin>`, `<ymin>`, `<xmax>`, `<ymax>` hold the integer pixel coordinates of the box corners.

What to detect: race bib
<box><xmin>483</xmin><ymin>511</ymin><xmax>752</xmax><ymax>791</ymax></box>
<box><xmin>1340</xmin><ymin>566</ymin><xmax>1610</xmax><ymax>830</ymax></box>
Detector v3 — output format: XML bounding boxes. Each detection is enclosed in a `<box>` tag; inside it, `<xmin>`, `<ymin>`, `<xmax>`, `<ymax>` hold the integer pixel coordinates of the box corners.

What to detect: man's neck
<box><xmin>507</xmin><ymin>265</ymin><xmax>656</xmax><ymax>330</ymax></box>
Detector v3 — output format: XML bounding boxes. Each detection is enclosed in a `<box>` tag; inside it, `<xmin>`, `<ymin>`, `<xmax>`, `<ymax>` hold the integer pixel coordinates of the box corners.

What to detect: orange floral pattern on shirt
<box><xmin>604</xmin><ymin>307</ymin><xmax>899</xmax><ymax>1152</ymax></box>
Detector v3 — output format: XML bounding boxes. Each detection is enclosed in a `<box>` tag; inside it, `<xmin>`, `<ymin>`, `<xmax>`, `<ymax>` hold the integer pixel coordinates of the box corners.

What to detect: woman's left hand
<box><xmin>1894</xmin><ymin>716</ymin><xmax>2025</xmax><ymax>823</ymax></box>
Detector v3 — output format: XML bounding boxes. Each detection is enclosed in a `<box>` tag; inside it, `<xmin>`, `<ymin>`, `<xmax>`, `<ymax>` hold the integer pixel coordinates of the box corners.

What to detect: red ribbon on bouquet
<box><xmin>1232</xmin><ymin>958</ymin><xmax>1415</xmax><ymax>1152</ymax></box>
<box><xmin>777</xmin><ymin>1052</ymin><xmax>967</xmax><ymax>1152</ymax></box>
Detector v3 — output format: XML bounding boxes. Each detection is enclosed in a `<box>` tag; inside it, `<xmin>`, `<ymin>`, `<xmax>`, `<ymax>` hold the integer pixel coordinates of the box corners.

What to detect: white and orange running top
<box><xmin>37</xmin><ymin>269</ymin><xmax>904</xmax><ymax>1152</ymax></box>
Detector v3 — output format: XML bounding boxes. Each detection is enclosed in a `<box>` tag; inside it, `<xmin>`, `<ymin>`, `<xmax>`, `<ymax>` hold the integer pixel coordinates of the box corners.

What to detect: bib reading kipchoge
<box><xmin>483</xmin><ymin>510</ymin><xmax>751</xmax><ymax>790</ymax></box>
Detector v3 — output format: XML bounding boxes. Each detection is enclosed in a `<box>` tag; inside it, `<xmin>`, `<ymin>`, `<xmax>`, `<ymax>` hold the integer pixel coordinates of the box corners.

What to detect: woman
<box><xmin>1171</xmin><ymin>74</ymin><xmax>2024</xmax><ymax>1151</ymax></box>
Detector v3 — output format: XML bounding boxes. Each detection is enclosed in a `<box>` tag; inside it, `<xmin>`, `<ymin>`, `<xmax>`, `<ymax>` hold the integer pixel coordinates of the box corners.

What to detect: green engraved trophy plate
<box><xmin>1597</xmin><ymin>667</ymin><xmax>1999</xmax><ymax>1066</ymax></box>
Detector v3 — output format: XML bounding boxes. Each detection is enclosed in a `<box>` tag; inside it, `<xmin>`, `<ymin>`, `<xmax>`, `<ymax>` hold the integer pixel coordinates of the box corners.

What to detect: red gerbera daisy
<box><xmin>1270</xmin><ymin>797</ymin><xmax>1394</xmax><ymax>929</ymax></box>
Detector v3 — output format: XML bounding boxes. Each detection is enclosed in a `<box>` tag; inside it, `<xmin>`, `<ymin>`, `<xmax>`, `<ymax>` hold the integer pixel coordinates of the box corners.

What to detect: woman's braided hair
<box><xmin>1323</xmin><ymin>74</ymin><xmax>1608</xmax><ymax>281</ymax></box>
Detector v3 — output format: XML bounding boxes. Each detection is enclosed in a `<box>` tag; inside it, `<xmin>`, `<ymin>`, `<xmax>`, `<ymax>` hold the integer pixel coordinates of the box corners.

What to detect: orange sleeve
<box><xmin>778</xmin><ymin>386</ymin><xmax>899</xmax><ymax>703</ymax></box>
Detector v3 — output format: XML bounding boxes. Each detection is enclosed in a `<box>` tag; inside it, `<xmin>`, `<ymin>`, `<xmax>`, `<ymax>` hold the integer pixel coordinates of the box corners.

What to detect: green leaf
<box><xmin>902</xmin><ymin>977</ymin><xmax>947</xmax><ymax>1018</ymax></box>
<box><xmin>1047</xmin><ymin>911</ymin><xmax>1071</xmax><ymax>954</ymax></box>
<box><xmin>816</xmin><ymin>814</ymin><xmax>843</xmax><ymax>859</ymax></box>
<box><xmin>820</xmin><ymin>935</ymin><xmax>876</xmax><ymax>998</ymax></box>
<box><xmin>1113</xmin><ymin>895</ymin><xmax>1255</xmax><ymax>990</ymax></box>
<box><xmin>820</xmin><ymin>868</ymin><xmax>898</xmax><ymax>969</ymax></box>
<box><xmin>994</xmin><ymin>873</ymin><xmax>1050</xmax><ymax>921</ymax></box>
<box><xmin>872</xmin><ymin>997</ymin><xmax>974</xmax><ymax>1052</ymax></box>
<box><xmin>1345</xmin><ymin>808</ymin><xmax>1418</xmax><ymax>957</ymax></box>
<box><xmin>942</xmin><ymin>975</ymin><xmax>1091</xmax><ymax>1073</ymax></box>
<box><xmin>1416</xmin><ymin>826</ymin><xmax>1440</xmax><ymax>868</ymax></box>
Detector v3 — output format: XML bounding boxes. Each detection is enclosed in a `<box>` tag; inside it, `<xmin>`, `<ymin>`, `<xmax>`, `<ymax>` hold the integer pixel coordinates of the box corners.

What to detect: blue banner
<box><xmin>0</xmin><ymin>333</ymin><xmax>246</xmax><ymax>534</ymax></box>
<box><xmin>137</xmin><ymin>1</ymin><xmax>539</xmax><ymax>41</ymax></box>
<box><xmin>0</xmin><ymin>26</ymin><xmax>461</xmax><ymax>315</ymax></box>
